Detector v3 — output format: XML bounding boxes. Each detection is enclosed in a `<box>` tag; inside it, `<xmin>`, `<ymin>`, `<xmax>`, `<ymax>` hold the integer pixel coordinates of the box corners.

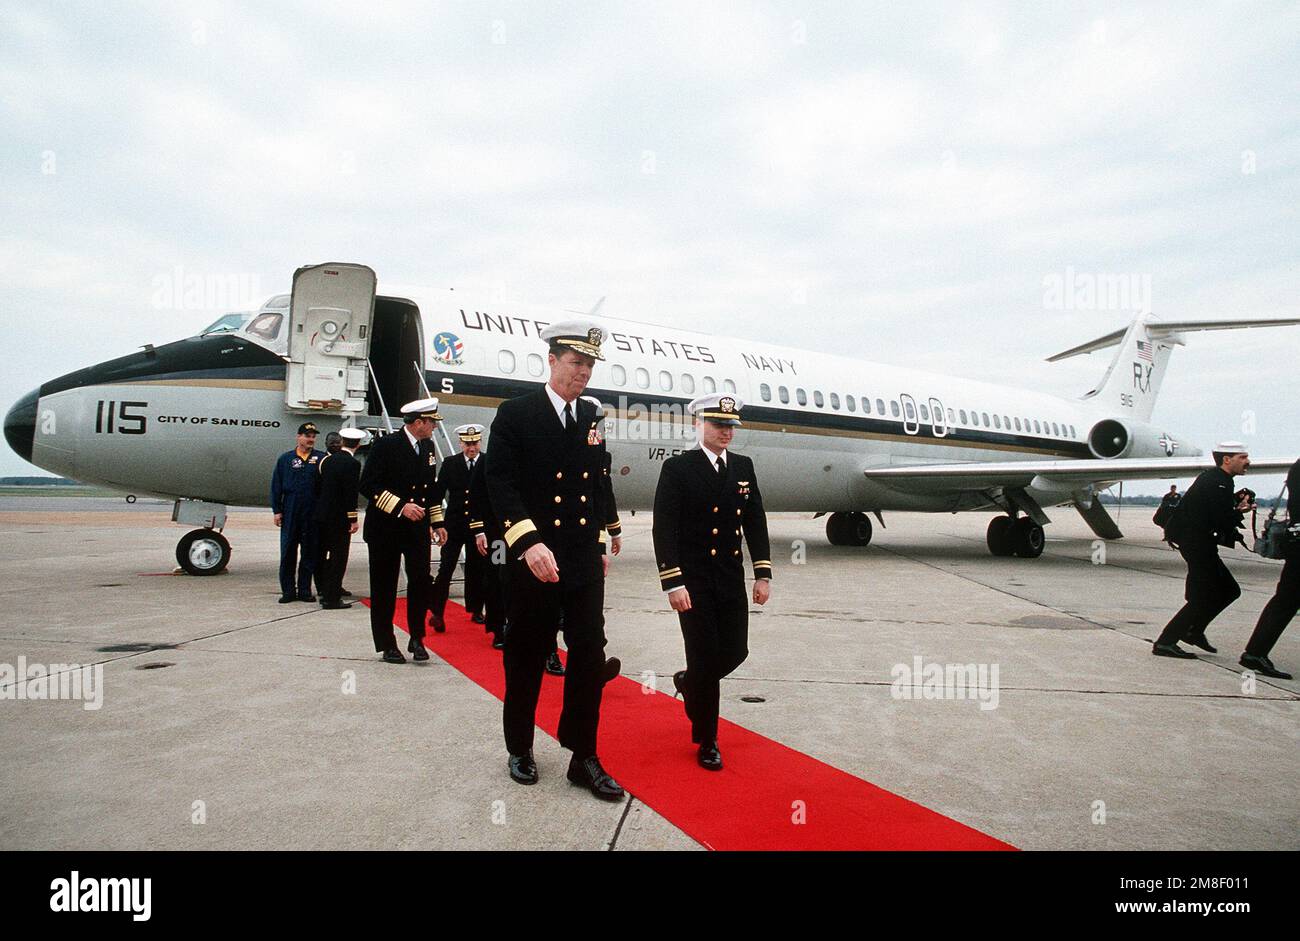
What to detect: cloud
<box><xmin>1</xmin><ymin>1</ymin><xmax>1297</xmax><ymax>496</ymax></box>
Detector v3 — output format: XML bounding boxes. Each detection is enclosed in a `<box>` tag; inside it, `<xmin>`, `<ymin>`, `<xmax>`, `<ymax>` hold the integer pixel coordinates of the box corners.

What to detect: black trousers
<box><xmin>481</xmin><ymin>541</ymin><xmax>507</xmax><ymax>634</ymax></box>
<box><xmin>431</xmin><ymin>526</ymin><xmax>486</xmax><ymax>618</ymax></box>
<box><xmin>1156</xmin><ymin>544</ymin><xmax>1241</xmax><ymax>646</ymax></box>
<box><xmin>676</xmin><ymin>576</ymin><xmax>750</xmax><ymax>744</ymax></box>
<box><xmin>367</xmin><ymin>535</ymin><xmax>431</xmax><ymax>653</ymax></box>
<box><xmin>502</xmin><ymin>561</ymin><xmax>606</xmax><ymax>757</ymax></box>
<box><xmin>1245</xmin><ymin>552</ymin><xmax>1298</xmax><ymax>658</ymax></box>
<box><xmin>315</xmin><ymin>525</ymin><xmax>352</xmax><ymax>604</ymax></box>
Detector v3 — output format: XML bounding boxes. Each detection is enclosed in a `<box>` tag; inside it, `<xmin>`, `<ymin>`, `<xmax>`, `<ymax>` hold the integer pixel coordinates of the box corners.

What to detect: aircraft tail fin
<box><xmin>1046</xmin><ymin>314</ymin><xmax>1300</xmax><ymax>424</ymax></box>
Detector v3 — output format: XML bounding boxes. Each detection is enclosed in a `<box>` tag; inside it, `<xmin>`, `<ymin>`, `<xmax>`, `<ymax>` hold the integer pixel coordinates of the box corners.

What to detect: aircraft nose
<box><xmin>4</xmin><ymin>387</ymin><xmax>38</xmax><ymax>464</ymax></box>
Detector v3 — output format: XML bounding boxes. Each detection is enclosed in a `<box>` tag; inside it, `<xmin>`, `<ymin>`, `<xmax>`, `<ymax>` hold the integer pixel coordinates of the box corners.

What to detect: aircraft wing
<box><xmin>863</xmin><ymin>456</ymin><xmax>1297</xmax><ymax>490</ymax></box>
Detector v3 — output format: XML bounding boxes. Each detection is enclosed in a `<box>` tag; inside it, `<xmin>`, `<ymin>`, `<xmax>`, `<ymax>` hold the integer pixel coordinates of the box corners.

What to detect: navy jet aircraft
<box><xmin>5</xmin><ymin>262</ymin><xmax>1297</xmax><ymax>574</ymax></box>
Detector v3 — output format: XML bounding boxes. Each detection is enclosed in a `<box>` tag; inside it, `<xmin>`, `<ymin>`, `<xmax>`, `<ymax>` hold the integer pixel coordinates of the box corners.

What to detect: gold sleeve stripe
<box><xmin>752</xmin><ymin>560</ymin><xmax>772</xmax><ymax>567</ymax></box>
<box><xmin>346</xmin><ymin>511</ymin><xmax>358</xmax><ymax>519</ymax></box>
<box><xmin>428</xmin><ymin>508</ymin><xmax>444</xmax><ymax>523</ymax></box>
<box><xmin>469</xmin><ymin>521</ymin><xmax>485</xmax><ymax>530</ymax></box>
<box><xmin>609</xmin><ymin>517</ymin><xmax>621</xmax><ymax>527</ymax></box>
<box><xmin>658</xmin><ymin>568</ymin><xmax>682</xmax><ymax>580</ymax></box>
<box><xmin>376</xmin><ymin>492</ymin><xmax>401</xmax><ymax>514</ymax></box>
<box><xmin>504</xmin><ymin>519</ymin><xmax>538</xmax><ymax>546</ymax></box>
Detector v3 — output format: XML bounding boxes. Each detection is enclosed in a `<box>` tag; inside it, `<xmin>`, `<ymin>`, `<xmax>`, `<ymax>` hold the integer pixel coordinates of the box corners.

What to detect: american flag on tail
<box><xmin>1136</xmin><ymin>340</ymin><xmax>1154</xmax><ymax>362</ymax></box>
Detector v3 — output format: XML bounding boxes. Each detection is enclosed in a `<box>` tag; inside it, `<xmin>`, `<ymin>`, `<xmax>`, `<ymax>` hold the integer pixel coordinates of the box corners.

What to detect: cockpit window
<box><xmin>245</xmin><ymin>312</ymin><xmax>284</xmax><ymax>340</ymax></box>
<box><xmin>201</xmin><ymin>312</ymin><xmax>253</xmax><ymax>335</ymax></box>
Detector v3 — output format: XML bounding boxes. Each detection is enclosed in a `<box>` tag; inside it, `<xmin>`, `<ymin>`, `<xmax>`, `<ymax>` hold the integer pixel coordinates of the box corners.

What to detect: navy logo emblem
<box><xmin>432</xmin><ymin>332</ymin><xmax>465</xmax><ymax>366</ymax></box>
<box><xmin>587</xmin><ymin>328</ymin><xmax>602</xmax><ymax>346</ymax></box>
<box><xmin>719</xmin><ymin>396</ymin><xmax>736</xmax><ymax>413</ymax></box>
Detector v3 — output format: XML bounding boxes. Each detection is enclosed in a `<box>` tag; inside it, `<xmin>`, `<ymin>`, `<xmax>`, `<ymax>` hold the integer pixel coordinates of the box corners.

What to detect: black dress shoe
<box><xmin>278</xmin><ymin>594</ymin><xmax>296</xmax><ymax>604</ymax></box>
<box><xmin>471</xmin><ymin>613</ymin><xmax>486</xmax><ymax>624</ymax></box>
<box><xmin>1184</xmin><ymin>632</ymin><xmax>1217</xmax><ymax>653</ymax></box>
<box><xmin>1240</xmin><ymin>654</ymin><xmax>1293</xmax><ymax>680</ymax></box>
<box><xmin>1152</xmin><ymin>642</ymin><xmax>1197</xmax><ymax>659</ymax></box>
<box><xmin>697</xmin><ymin>741</ymin><xmax>723</xmax><ymax>771</ymax></box>
<box><xmin>672</xmin><ymin>669</ymin><xmax>687</xmax><ymax>700</ymax></box>
<box><xmin>340</xmin><ymin>588</ymin><xmax>352</xmax><ymax>597</ymax></box>
<box><xmin>298</xmin><ymin>593</ymin><xmax>317</xmax><ymax>603</ymax></box>
<box><xmin>566</xmin><ymin>755</ymin><xmax>624</xmax><ymax>801</ymax></box>
<box><xmin>545</xmin><ymin>652</ymin><xmax>565</xmax><ymax>676</ymax></box>
<box><xmin>382</xmin><ymin>648</ymin><xmax>406</xmax><ymax>664</ymax></box>
<box><xmin>320</xmin><ymin>600</ymin><xmax>352</xmax><ymax>610</ymax></box>
<box><xmin>601</xmin><ymin>657</ymin><xmax>621</xmax><ymax>684</ymax></box>
<box><xmin>491</xmin><ymin>632</ymin><xmax>506</xmax><ymax>650</ymax></box>
<box><xmin>428</xmin><ymin>612</ymin><xmax>446</xmax><ymax>633</ymax></box>
<box><xmin>407</xmin><ymin>639</ymin><xmax>430</xmax><ymax>661</ymax></box>
<box><xmin>508</xmin><ymin>752</ymin><xmax>538</xmax><ymax>785</ymax></box>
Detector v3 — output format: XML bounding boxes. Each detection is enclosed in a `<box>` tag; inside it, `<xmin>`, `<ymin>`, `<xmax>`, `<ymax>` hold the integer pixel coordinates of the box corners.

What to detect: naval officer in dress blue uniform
<box><xmin>653</xmin><ymin>393</ymin><xmax>772</xmax><ymax>770</ymax></box>
<box><xmin>1153</xmin><ymin>442</ymin><xmax>1253</xmax><ymax>659</ymax></box>
<box><xmin>485</xmin><ymin>321</ymin><xmax>624</xmax><ymax>800</ymax></box>
<box><xmin>429</xmin><ymin>423</ymin><xmax>488</xmax><ymax>632</ymax></box>
<box><xmin>313</xmin><ymin>427</ymin><xmax>367</xmax><ymax>610</ymax></box>
<box><xmin>271</xmin><ymin>421</ymin><xmax>326</xmax><ymax>603</ymax></box>
<box><xmin>359</xmin><ymin>398</ymin><xmax>448</xmax><ymax>664</ymax></box>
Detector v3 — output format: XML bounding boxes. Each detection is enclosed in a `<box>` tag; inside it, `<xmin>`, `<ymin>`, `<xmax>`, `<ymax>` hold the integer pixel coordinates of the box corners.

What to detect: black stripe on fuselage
<box><xmin>39</xmin><ymin>336</ymin><xmax>286</xmax><ymax>397</ymax></box>
<box><xmin>428</xmin><ymin>368</ymin><xmax>1091</xmax><ymax>457</ymax></box>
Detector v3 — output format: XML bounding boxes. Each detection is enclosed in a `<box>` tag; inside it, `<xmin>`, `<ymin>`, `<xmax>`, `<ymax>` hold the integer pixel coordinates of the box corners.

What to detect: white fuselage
<box><xmin>16</xmin><ymin>292</ymin><xmax>1147</xmax><ymax>514</ymax></box>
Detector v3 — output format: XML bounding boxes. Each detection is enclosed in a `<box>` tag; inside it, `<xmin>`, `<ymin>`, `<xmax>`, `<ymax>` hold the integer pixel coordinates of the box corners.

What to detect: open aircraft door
<box><xmin>285</xmin><ymin>262</ymin><xmax>376</xmax><ymax>414</ymax></box>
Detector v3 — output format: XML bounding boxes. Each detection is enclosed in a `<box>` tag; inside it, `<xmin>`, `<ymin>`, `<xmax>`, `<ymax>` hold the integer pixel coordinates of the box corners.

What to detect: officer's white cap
<box><xmin>1214</xmin><ymin>441</ymin><xmax>1248</xmax><ymax>453</ymax></box>
<box><xmin>400</xmin><ymin>397</ymin><xmax>441</xmax><ymax>422</ymax></box>
<box><xmin>455</xmin><ymin>423</ymin><xmax>484</xmax><ymax>442</ymax></box>
<box><xmin>339</xmin><ymin>428</ymin><xmax>368</xmax><ymax>443</ymax></box>
<box><xmin>689</xmin><ymin>393</ymin><xmax>744</xmax><ymax>426</ymax></box>
<box><xmin>540</xmin><ymin>320</ymin><xmax>605</xmax><ymax>360</ymax></box>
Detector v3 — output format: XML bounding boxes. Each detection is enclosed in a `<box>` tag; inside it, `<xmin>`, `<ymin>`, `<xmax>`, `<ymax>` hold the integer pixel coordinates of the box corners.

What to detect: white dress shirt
<box><xmin>544</xmin><ymin>383</ymin><xmax>577</xmax><ymax>427</ymax></box>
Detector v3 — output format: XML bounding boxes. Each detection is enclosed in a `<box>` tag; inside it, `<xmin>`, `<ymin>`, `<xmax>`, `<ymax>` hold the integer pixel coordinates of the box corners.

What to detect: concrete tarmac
<box><xmin>0</xmin><ymin>496</ymin><xmax>1296</xmax><ymax>850</ymax></box>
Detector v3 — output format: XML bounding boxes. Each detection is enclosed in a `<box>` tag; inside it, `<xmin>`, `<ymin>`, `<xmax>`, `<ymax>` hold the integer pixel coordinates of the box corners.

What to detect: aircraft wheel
<box><xmin>1012</xmin><ymin>518</ymin><xmax>1046</xmax><ymax>558</ymax></box>
<box><xmin>826</xmin><ymin>512</ymin><xmax>873</xmax><ymax>547</ymax></box>
<box><xmin>986</xmin><ymin>516</ymin><xmax>1016</xmax><ymax>556</ymax></box>
<box><xmin>176</xmin><ymin>529</ymin><xmax>231</xmax><ymax>575</ymax></box>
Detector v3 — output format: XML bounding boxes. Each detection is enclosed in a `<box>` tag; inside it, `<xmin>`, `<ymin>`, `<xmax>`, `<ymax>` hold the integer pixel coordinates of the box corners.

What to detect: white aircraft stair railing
<box><xmin>364</xmin><ymin>358</ymin><xmax>396</xmax><ymax>435</ymax></box>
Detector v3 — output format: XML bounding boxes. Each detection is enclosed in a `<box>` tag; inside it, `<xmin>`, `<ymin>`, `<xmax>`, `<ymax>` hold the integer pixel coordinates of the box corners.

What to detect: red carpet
<box><xmin>375</xmin><ymin>599</ymin><xmax>1014</xmax><ymax>851</ymax></box>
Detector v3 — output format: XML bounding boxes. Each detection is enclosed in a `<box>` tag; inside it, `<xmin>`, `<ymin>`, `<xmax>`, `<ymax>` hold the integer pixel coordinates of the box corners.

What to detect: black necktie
<box><xmin>564</xmin><ymin>403</ymin><xmax>575</xmax><ymax>433</ymax></box>
<box><xmin>715</xmin><ymin>456</ymin><xmax>726</xmax><ymax>475</ymax></box>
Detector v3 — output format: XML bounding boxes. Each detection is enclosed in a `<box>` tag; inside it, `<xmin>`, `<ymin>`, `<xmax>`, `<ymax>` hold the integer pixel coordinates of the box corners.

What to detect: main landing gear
<box><xmin>826</xmin><ymin>512</ymin><xmax>874</xmax><ymax>547</ymax></box>
<box><xmin>986</xmin><ymin>515</ymin><xmax>1045</xmax><ymax>558</ymax></box>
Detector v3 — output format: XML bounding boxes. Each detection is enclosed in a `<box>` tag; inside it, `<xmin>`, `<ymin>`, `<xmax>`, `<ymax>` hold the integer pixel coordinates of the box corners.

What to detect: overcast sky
<box><xmin>2</xmin><ymin>1</ymin><xmax>1297</xmax><ymax>493</ymax></box>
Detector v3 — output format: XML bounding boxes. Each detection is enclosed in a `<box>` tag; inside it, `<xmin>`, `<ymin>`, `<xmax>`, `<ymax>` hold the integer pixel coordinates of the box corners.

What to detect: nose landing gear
<box><xmin>176</xmin><ymin>529</ymin><xmax>232</xmax><ymax>575</ymax></box>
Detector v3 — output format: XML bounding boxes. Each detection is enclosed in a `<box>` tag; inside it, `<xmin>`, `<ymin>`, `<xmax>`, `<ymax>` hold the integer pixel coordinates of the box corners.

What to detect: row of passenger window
<box><xmin>494</xmin><ymin>350</ymin><xmax>1074</xmax><ymax>439</ymax></box>
<box><xmin>496</xmin><ymin>351</ymin><xmax>737</xmax><ymax>397</ymax></box>
<box><xmin>756</xmin><ymin>383</ymin><xmax>1077</xmax><ymax>439</ymax></box>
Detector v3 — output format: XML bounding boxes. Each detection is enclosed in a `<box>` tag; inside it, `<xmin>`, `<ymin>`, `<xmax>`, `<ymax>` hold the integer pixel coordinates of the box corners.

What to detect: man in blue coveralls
<box><xmin>271</xmin><ymin>422</ymin><xmax>326</xmax><ymax>603</ymax></box>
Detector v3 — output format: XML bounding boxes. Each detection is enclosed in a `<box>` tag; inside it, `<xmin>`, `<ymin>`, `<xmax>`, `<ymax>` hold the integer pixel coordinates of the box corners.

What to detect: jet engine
<box><xmin>1087</xmin><ymin>419</ymin><xmax>1198</xmax><ymax>460</ymax></box>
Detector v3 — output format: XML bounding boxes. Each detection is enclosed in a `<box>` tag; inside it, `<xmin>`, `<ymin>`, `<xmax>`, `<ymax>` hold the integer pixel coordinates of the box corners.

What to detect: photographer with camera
<box><xmin>1153</xmin><ymin>442</ymin><xmax>1255</xmax><ymax>660</ymax></box>
<box><xmin>1240</xmin><ymin>457</ymin><xmax>1299</xmax><ymax>679</ymax></box>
